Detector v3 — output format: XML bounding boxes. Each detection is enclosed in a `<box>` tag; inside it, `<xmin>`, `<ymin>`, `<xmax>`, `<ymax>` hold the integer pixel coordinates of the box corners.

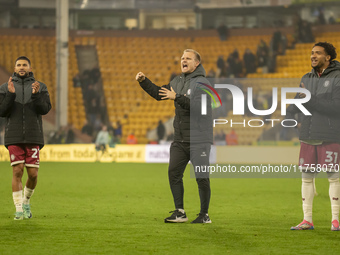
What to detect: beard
<box><xmin>311</xmin><ymin>58</ymin><xmax>328</xmax><ymax>73</ymax></box>
<box><xmin>312</xmin><ymin>61</ymin><xmax>323</xmax><ymax>72</ymax></box>
<box><xmin>16</xmin><ymin>71</ymin><xmax>29</xmax><ymax>78</ymax></box>
<box><xmin>312</xmin><ymin>65</ymin><xmax>323</xmax><ymax>73</ymax></box>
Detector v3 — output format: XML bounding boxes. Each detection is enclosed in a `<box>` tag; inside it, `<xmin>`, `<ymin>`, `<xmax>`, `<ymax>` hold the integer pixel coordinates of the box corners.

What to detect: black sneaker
<box><xmin>164</xmin><ymin>209</ymin><xmax>188</xmax><ymax>223</ymax></box>
<box><xmin>191</xmin><ymin>213</ymin><xmax>212</xmax><ymax>224</ymax></box>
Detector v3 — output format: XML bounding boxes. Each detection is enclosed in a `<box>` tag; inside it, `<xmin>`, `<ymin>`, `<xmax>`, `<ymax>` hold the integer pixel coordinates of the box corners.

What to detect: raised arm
<box><xmin>136</xmin><ymin>72</ymin><xmax>171</xmax><ymax>101</ymax></box>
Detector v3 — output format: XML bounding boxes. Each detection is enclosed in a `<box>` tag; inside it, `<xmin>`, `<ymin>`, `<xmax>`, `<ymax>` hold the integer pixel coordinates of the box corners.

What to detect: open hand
<box><xmin>159</xmin><ymin>87</ymin><xmax>176</xmax><ymax>100</ymax></box>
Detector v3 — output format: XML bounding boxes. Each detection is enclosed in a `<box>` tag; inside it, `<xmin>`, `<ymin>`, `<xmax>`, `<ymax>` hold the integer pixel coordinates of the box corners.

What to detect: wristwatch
<box><xmin>175</xmin><ymin>94</ymin><xmax>181</xmax><ymax>101</ymax></box>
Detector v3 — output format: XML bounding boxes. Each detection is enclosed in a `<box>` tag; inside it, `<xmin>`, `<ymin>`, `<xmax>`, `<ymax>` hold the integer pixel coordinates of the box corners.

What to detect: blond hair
<box><xmin>183</xmin><ymin>49</ymin><xmax>201</xmax><ymax>63</ymax></box>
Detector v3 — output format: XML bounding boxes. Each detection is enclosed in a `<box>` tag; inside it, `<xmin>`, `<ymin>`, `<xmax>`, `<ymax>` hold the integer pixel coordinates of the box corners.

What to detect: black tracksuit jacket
<box><xmin>0</xmin><ymin>72</ymin><xmax>51</xmax><ymax>148</ymax></box>
<box><xmin>287</xmin><ymin>60</ymin><xmax>340</xmax><ymax>143</ymax></box>
<box><xmin>139</xmin><ymin>64</ymin><xmax>213</xmax><ymax>144</ymax></box>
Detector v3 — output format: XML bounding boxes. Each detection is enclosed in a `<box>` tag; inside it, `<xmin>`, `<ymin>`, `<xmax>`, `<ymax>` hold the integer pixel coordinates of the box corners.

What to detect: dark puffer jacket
<box><xmin>139</xmin><ymin>64</ymin><xmax>213</xmax><ymax>144</ymax></box>
<box><xmin>287</xmin><ymin>60</ymin><xmax>340</xmax><ymax>143</ymax></box>
<box><xmin>0</xmin><ymin>72</ymin><xmax>51</xmax><ymax>148</ymax></box>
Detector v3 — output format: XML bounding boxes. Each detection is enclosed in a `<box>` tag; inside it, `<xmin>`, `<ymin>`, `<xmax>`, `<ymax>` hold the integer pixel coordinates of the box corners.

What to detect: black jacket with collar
<box><xmin>139</xmin><ymin>64</ymin><xmax>213</xmax><ymax>144</ymax></box>
<box><xmin>0</xmin><ymin>72</ymin><xmax>51</xmax><ymax>148</ymax></box>
<box><xmin>287</xmin><ymin>60</ymin><xmax>340</xmax><ymax>143</ymax></box>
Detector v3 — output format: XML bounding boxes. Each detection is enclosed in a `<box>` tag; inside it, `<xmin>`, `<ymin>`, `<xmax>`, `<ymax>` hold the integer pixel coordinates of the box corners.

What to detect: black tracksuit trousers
<box><xmin>168</xmin><ymin>141</ymin><xmax>211</xmax><ymax>214</ymax></box>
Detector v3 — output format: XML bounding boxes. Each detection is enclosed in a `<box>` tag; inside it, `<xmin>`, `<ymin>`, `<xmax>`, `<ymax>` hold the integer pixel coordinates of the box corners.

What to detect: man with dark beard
<box><xmin>0</xmin><ymin>56</ymin><xmax>51</xmax><ymax>220</ymax></box>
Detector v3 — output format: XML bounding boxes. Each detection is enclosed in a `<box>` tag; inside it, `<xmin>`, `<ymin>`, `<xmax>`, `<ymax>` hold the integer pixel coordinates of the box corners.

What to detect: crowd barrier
<box><xmin>0</xmin><ymin>144</ymin><xmax>145</xmax><ymax>163</ymax></box>
<box><xmin>0</xmin><ymin>144</ymin><xmax>299</xmax><ymax>164</ymax></box>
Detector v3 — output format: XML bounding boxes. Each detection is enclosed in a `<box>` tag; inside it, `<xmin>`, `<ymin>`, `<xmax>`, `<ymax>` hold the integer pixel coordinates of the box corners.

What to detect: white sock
<box><xmin>13</xmin><ymin>190</ymin><xmax>23</xmax><ymax>212</ymax></box>
<box><xmin>177</xmin><ymin>209</ymin><xmax>185</xmax><ymax>214</ymax></box>
<box><xmin>302</xmin><ymin>178</ymin><xmax>314</xmax><ymax>223</ymax></box>
<box><xmin>23</xmin><ymin>186</ymin><xmax>34</xmax><ymax>205</ymax></box>
<box><xmin>329</xmin><ymin>178</ymin><xmax>340</xmax><ymax>222</ymax></box>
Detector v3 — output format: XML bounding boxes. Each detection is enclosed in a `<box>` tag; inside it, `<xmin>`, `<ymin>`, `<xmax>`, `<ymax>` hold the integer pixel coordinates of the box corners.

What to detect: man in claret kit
<box><xmin>0</xmin><ymin>56</ymin><xmax>51</xmax><ymax>220</ymax></box>
<box><xmin>287</xmin><ymin>42</ymin><xmax>340</xmax><ymax>231</ymax></box>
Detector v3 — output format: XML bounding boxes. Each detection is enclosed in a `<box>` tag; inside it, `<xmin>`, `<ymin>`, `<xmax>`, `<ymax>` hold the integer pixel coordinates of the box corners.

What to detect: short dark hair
<box><xmin>15</xmin><ymin>56</ymin><xmax>31</xmax><ymax>66</ymax></box>
<box><xmin>313</xmin><ymin>42</ymin><xmax>337</xmax><ymax>61</ymax></box>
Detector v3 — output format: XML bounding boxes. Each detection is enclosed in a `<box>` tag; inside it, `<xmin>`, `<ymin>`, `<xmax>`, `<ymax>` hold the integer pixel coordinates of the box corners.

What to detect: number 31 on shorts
<box><xmin>325</xmin><ymin>151</ymin><xmax>338</xmax><ymax>164</ymax></box>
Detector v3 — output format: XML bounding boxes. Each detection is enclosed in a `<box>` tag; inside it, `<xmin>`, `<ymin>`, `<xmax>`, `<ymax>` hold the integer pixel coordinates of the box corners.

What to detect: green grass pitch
<box><xmin>0</xmin><ymin>162</ymin><xmax>339</xmax><ymax>254</ymax></box>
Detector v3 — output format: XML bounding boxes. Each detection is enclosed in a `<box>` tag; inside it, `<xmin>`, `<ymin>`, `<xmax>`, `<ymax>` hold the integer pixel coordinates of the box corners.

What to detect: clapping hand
<box><xmin>32</xmin><ymin>81</ymin><xmax>40</xmax><ymax>94</ymax></box>
<box><xmin>8</xmin><ymin>77</ymin><xmax>15</xmax><ymax>93</ymax></box>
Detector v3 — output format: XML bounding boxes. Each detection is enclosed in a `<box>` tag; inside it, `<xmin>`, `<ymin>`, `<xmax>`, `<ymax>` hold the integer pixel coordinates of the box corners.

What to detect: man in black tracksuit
<box><xmin>136</xmin><ymin>49</ymin><xmax>213</xmax><ymax>223</ymax></box>
<box><xmin>0</xmin><ymin>56</ymin><xmax>51</xmax><ymax>220</ymax></box>
<box><xmin>288</xmin><ymin>42</ymin><xmax>340</xmax><ymax>231</ymax></box>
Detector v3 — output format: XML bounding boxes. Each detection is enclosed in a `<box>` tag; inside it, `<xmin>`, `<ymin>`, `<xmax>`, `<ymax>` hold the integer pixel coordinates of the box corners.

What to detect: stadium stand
<box><xmin>0</xmin><ymin>35</ymin><xmax>86</xmax><ymax>130</ymax></box>
<box><xmin>95</xmin><ymin>36</ymin><xmax>182</xmax><ymax>144</ymax></box>
<box><xmin>1</xmin><ymin>29</ymin><xmax>339</xmax><ymax>144</ymax></box>
<box><xmin>94</xmin><ymin>34</ymin><xmax>293</xmax><ymax>144</ymax></box>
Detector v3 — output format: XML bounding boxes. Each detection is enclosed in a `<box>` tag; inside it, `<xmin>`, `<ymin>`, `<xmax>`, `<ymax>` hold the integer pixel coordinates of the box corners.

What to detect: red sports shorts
<box><xmin>299</xmin><ymin>142</ymin><xmax>340</xmax><ymax>173</ymax></box>
<box><xmin>8</xmin><ymin>144</ymin><xmax>40</xmax><ymax>168</ymax></box>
